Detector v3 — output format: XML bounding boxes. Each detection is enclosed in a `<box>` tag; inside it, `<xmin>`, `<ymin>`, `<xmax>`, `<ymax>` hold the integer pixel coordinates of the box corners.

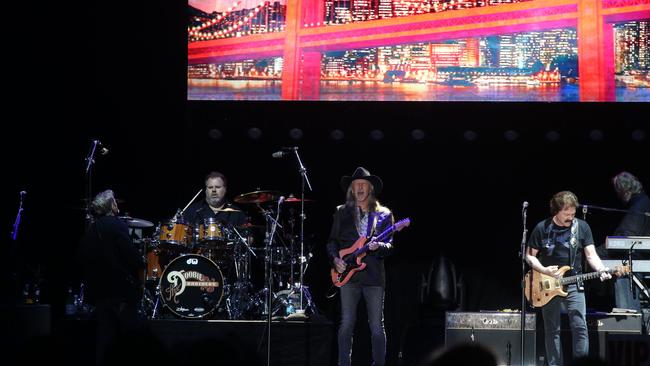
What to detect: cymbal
<box><xmin>118</xmin><ymin>216</ymin><xmax>154</xmax><ymax>228</ymax></box>
<box><xmin>214</xmin><ymin>207</ymin><xmax>242</xmax><ymax>212</ymax></box>
<box><xmin>284</xmin><ymin>197</ymin><xmax>314</xmax><ymax>203</ymax></box>
<box><xmin>234</xmin><ymin>190</ymin><xmax>281</xmax><ymax>204</ymax></box>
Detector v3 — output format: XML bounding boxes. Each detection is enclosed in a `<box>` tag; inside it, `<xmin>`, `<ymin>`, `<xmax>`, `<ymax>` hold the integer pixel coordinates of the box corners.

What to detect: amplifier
<box><xmin>445</xmin><ymin>312</ymin><xmax>536</xmax><ymax>366</ymax></box>
<box><xmin>560</xmin><ymin>312</ymin><xmax>643</xmax><ymax>360</ymax></box>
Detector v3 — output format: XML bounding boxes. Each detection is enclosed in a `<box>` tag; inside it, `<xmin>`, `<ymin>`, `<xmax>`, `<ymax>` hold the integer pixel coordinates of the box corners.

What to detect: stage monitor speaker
<box><xmin>446</xmin><ymin>311</ymin><xmax>536</xmax><ymax>366</ymax></box>
<box><xmin>560</xmin><ymin>312</ymin><xmax>643</xmax><ymax>360</ymax></box>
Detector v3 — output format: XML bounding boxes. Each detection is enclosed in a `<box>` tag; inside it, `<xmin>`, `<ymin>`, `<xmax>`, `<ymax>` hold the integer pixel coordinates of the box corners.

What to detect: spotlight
<box><xmin>631</xmin><ymin>129</ymin><xmax>646</xmax><ymax>141</ymax></box>
<box><xmin>504</xmin><ymin>130</ymin><xmax>519</xmax><ymax>141</ymax></box>
<box><xmin>411</xmin><ymin>129</ymin><xmax>425</xmax><ymax>141</ymax></box>
<box><xmin>588</xmin><ymin>129</ymin><xmax>603</xmax><ymax>141</ymax></box>
<box><xmin>463</xmin><ymin>130</ymin><xmax>477</xmax><ymax>142</ymax></box>
<box><xmin>289</xmin><ymin>128</ymin><xmax>303</xmax><ymax>140</ymax></box>
<box><xmin>208</xmin><ymin>128</ymin><xmax>222</xmax><ymax>140</ymax></box>
<box><xmin>330</xmin><ymin>129</ymin><xmax>344</xmax><ymax>141</ymax></box>
<box><xmin>247</xmin><ymin>127</ymin><xmax>262</xmax><ymax>140</ymax></box>
<box><xmin>545</xmin><ymin>131</ymin><xmax>560</xmax><ymax>142</ymax></box>
<box><xmin>369</xmin><ymin>129</ymin><xmax>384</xmax><ymax>141</ymax></box>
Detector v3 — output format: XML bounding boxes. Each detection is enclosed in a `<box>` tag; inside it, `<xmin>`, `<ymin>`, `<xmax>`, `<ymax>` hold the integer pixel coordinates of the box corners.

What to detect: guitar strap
<box><xmin>368</xmin><ymin>212</ymin><xmax>378</xmax><ymax>239</ymax></box>
<box><xmin>569</xmin><ymin>219</ymin><xmax>584</xmax><ymax>291</ymax></box>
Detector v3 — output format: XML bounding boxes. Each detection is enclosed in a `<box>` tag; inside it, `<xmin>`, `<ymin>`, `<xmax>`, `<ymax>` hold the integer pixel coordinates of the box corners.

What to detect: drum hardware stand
<box><xmin>285</xmin><ymin>147</ymin><xmax>313</xmax><ymax>316</ymax></box>
<box><xmin>258</xmin><ymin>197</ymin><xmax>284</xmax><ymax>366</ymax></box>
<box><xmin>230</xmin><ymin>225</ymin><xmax>258</xmax><ymax>258</ymax></box>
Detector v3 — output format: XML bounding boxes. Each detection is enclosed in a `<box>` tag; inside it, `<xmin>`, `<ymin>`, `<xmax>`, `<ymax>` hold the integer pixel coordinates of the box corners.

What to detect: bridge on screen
<box><xmin>188</xmin><ymin>0</ymin><xmax>650</xmax><ymax>100</ymax></box>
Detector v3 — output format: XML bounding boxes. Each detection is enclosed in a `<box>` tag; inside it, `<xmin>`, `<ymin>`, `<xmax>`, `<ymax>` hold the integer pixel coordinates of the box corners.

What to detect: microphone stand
<box><xmin>519</xmin><ymin>202</ymin><xmax>529</xmax><ymax>366</ymax></box>
<box><xmin>84</xmin><ymin>140</ymin><xmax>101</xmax><ymax>230</ymax></box>
<box><xmin>578</xmin><ymin>204</ymin><xmax>650</xmax><ymax>217</ymax></box>
<box><xmin>11</xmin><ymin>192</ymin><xmax>25</xmax><ymax>241</ymax></box>
<box><xmin>628</xmin><ymin>243</ymin><xmax>637</xmax><ymax>301</ymax></box>
<box><xmin>292</xmin><ymin>148</ymin><xmax>312</xmax><ymax>315</ymax></box>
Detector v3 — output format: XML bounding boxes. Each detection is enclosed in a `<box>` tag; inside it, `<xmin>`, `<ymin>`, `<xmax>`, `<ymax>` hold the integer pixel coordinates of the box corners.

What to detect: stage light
<box><xmin>369</xmin><ymin>129</ymin><xmax>384</xmax><ymax>141</ymax></box>
<box><xmin>504</xmin><ymin>130</ymin><xmax>519</xmax><ymax>141</ymax></box>
<box><xmin>463</xmin><ymin>130</ymin><xmax>477</xmax><ymax>141</ymax></box>
<box><xmin>411</xmin><ymin>129</ymin><xmax>425</xmax><ymax>141</ymax></box>
<box><xmin>208</xmin><ymin>128</ymin><xmax>222</xmax><ymax>140</ymax></box>
<box><xmin>631</xmin><ymin>129</ymin><xmax>646</xmax><ymax>141</ymax></box>
<box><xmin>330</xmin><ymin>129</ymin><xmax>344</xmax><ymax>141</ymax></box>
<box><xmin>545</xmin><ymin>131</ymin><xmax>560</xmax><ymax>142</ymax></box>
<box><xmin>247</xmin><ymin>127</ymin><xmax>262</xmax><ymax>140</ymax></box>
<box><xmin>588</xmin><ymin>129</ymin><xmax>604</xmax><ymax>141</ymax></box>
<box><xmin>289</xmin><ymin>128</ymin><xmax>303</xmax><ymax>140</ymax></box>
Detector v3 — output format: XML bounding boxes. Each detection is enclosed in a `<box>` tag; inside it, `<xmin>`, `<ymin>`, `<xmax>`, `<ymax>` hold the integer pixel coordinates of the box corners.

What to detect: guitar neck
<box><xmin>352</xmin><ymin>223</ymin><xmax>397</xmax><ymax>256</ymax></box>
<box><xmin>560</xmin><ymin>269</ymin><xmax>609</xmax><ymax>285</ymax></box>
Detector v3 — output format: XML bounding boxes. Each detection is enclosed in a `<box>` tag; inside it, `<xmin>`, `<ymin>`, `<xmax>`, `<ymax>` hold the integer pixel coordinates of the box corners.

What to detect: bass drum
<box><xmin>159</xmin><ymin>254</ymin><xmax>224</xmax><ymax>319</ymax></box>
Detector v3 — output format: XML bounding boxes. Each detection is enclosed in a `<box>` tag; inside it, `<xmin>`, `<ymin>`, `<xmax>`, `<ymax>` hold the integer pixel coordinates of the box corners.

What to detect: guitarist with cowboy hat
<box><xmin>326</xmin><ymin>167</ymin><xmax>394</xmax><ymax>366</ymax></box>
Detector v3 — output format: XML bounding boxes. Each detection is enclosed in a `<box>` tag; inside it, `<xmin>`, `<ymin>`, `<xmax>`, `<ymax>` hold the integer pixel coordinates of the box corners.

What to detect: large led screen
<box><xmin>188</xmin><ymin>0</ymin><xmax>650</xmax><ymax>101</ymax></box>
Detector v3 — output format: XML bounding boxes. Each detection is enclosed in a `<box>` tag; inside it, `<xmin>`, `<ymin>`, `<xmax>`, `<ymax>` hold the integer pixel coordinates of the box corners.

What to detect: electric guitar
<box><xmin>524</xmin><ymin>265</ymin><xmax>629</xmax><ymax>307</ymax></box>
<box><xmin>331</xmin><ymin>218</ymin><xmax>410</xmax><ymax>287</ymax></box>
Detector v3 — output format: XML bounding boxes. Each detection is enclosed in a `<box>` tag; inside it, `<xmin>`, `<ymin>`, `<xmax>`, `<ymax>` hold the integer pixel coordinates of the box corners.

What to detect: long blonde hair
<box><xmin>344</xmin><ymin>182</ymin><xmax>388</xmax><ymax>214</ymax></box>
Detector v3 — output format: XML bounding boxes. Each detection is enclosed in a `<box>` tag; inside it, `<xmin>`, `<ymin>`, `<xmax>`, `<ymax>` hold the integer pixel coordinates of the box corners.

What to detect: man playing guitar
<box><xmin>525</xmin><ymin>191</ymin><xmax>613</xmax><ymax>366</ymax></box>
<box><xmin>326</xmin><ymin>167</ymin><xmax>394</xmax><ymax>366</ymax></box>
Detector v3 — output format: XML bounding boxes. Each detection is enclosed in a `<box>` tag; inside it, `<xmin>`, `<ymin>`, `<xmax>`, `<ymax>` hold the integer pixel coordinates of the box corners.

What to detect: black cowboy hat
<box><xmin>340</xmin><ymin>167</ymin><xmax>383</xmax><ymax>195</ymax></box>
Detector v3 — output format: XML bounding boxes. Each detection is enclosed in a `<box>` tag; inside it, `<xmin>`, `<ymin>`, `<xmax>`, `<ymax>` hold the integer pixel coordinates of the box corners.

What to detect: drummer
<box><xmin>183</xmin><ymin>171</ymin><xmax>247</xmax><ymax>228</ymax></box>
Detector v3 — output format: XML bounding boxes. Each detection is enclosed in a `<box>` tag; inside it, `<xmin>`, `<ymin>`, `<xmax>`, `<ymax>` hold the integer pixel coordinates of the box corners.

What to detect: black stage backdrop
<box><xmin>3</xmin><ymin>1</ymin><xmax>648</xmax><ymax>365</ymax></box>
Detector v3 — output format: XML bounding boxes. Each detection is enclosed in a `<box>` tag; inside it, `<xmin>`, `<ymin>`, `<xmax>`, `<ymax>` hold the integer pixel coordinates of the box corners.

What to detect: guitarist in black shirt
<box><xmin>525</xmin><ymin>191</ymin><xmax>611</xmax><ymax>366</ymax></box>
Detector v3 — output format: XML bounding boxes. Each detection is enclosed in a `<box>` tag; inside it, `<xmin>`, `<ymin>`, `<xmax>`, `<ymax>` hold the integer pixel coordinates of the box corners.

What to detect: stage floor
<box><xmin>7</xmin><ymin>305</ymin><xmax>334</xmax><ymax>366</ymax></box>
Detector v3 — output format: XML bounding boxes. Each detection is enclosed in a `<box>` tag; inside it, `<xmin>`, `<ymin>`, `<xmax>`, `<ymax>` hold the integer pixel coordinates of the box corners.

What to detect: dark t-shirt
<box><xmin>183</xmin><ymin>200</ymin><xmax>247</xmax><ymax>228</ymax></box>
<box><xmin>614</xmin><ymin>193</ymin><xmax>650</xmax><ymax>236</ymax></box>
<box><xmin>527</xmin><ymin>217</ymin><xmax>594</xmax><ymax>275</ymax></box>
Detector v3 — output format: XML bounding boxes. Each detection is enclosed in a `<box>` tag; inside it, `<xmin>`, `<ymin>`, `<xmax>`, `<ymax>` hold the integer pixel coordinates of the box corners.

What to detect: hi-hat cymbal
<box><xmin>234</xmin><ymin>190</ymin><xmax>281</xmax><ymax>204</ymax></box>
<box><xmin>214</xmin><ymin>207</ymin><xmax>242</xmax><ymax>212</ymax></box>
<box><xmin>118</xmin><ymin>216</ymin><xmax>154</xmax><ymax>228</ymax></box>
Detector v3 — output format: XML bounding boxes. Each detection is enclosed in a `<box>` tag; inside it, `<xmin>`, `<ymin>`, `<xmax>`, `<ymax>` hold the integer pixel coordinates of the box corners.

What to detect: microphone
<box><xmin>19</xmin><ymin>191</ymin><xmax>27</xmax><ymax>196</ymax></box>
<box><xmin>272</xmin><ymin>147</ymin><xmax>298</xmax><ymax>158</ymax></box>
<box><xmin>278</xmin><ymin>196</ymin><xmax>285</xmax><ymax>205</ymax></box>
<box><xmin>522</xmin><ymin>201</ymin><xmax>528</xmax><ymax>209</ymax></box>
<box><xmin>94</xmin><ymin>140</ymin><xmax>109</xmax><ymax>155</ymax></box>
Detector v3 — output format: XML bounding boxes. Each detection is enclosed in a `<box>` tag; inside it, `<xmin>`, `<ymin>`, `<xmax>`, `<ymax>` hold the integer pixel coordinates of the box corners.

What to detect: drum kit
<box><xmin>124</xmin><ymin>190</ymin><xmax>316</xmax><ymax>320</ymax></box>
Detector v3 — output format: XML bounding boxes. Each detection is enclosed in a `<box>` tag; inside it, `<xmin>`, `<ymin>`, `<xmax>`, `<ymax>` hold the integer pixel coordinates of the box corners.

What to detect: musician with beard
<box><xmin>183</xmin><ymin>171</ymin><xmax>247</xmax><ymax>227</ymax></box>
<box><xmin>525</xmin><ymin>191</ymin><xmax>611</xmax><ymax>366</ymax></box>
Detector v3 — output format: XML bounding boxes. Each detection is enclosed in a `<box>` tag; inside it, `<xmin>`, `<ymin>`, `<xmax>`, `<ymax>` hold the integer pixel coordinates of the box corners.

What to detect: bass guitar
<box><xmin>524</xmin><ymin>265</ymin><xmax>629</xmax><ymax>307</ymax></box>
<box><xmin>331</xmin><ymin>218</ymin><xmax>410</xmax><ymax>287</ymax></box>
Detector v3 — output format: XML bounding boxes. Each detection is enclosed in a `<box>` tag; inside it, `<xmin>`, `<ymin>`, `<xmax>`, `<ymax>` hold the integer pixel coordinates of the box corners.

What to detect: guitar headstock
<box><xmin>394</xmin><ymin>218</ymin><xmax>410</xmax><ymax>231</ymax></box>
<box><xmin>614</xmin><ymin>265</ymin><xmax>631</xmax><ymax>277</ymax></box>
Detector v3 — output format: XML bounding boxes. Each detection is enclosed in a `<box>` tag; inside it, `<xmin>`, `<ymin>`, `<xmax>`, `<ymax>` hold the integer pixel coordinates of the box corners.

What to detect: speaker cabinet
<box><xmin>445</xmin><ymin>312</ymin><xmax>536</xmax><ymax>366</ymax></box>
<box><xmin>560</xmin><ymin>312</ymin><xmax>643</xmax><ymax>360</ymax></box>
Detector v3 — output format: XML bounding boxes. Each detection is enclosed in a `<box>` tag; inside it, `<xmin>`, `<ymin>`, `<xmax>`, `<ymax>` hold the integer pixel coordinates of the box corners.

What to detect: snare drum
<box><xmin>159</xmin><ymin>254</ymin><xmax>224</xmax><ymax>318</ymax></box>
<box><xmin>158</xmin><ymin>220</ymin><xmax>194</xmax><ymax>250</ymax></box>
<box><xmin>197</xmin><ymin>218</ymin><xmax>226</xmax><ymax>242</ymax></box>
